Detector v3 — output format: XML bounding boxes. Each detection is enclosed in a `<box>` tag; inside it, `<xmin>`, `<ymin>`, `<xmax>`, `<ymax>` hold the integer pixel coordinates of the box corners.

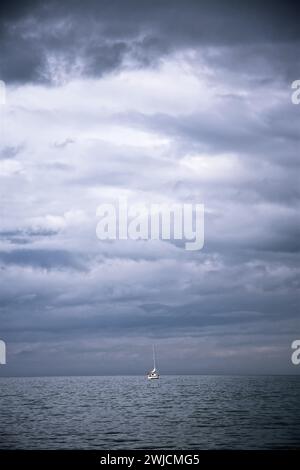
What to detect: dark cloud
<box><xmin>0</xmin><ymin>249</ymin><xmax>89</xmax><ymax>271</ymax></box>
<box><xmin>0</xmin><ymin>146</ymin><xmax>23</xmax><ymax>159</ymax></box>
<box><xmin>0</xmin><ymin>1</ymin><xmax>299</xmax><ymax>377</ymax></box>
<box><xmin>0</xmin><ymin>0</ymin><xmax>300</xmax><ymax>83</ymax></box>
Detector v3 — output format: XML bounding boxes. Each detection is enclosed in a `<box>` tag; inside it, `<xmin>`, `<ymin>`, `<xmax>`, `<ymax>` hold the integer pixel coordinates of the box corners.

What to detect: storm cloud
<box><xmin>0</xmin><ymin>0</ymin><xmax>299</xmax><ymax>376</ymax></box>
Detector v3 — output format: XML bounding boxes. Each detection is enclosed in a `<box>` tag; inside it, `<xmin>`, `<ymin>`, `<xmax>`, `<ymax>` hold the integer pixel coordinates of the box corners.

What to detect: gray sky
<box><xmin>0</xmin><ymin>0</ymin><xmax>299</xmax><ymax>376</ymax></box>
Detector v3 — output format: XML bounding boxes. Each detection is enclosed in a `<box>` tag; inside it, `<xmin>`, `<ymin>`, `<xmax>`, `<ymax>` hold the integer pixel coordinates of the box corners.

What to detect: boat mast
<box><xmin>153</xmin><ymin>344</ymin><xmax>156</xmax><ymax>370</ymax></box>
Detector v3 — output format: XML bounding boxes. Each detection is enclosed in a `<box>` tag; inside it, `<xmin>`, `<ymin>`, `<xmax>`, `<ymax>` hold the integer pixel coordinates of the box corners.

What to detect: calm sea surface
<box><xmin>0</xmin><ymin>375</ymin><xmax>299</xmax><ymax>449</ymax></box>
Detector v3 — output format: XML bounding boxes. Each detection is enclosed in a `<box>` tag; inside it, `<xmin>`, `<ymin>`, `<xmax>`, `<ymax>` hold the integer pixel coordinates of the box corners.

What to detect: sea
<box><xmin>0</xmin><ymin>375</ymin><xmax>299</xmax><ymax>449</ymax></box>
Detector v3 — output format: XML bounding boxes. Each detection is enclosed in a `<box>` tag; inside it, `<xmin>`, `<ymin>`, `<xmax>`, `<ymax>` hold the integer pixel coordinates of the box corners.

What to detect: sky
<box><xmin>0</xmin><ymin>0</ymin><xmax>299</xmax><ymax>376</ymax></box>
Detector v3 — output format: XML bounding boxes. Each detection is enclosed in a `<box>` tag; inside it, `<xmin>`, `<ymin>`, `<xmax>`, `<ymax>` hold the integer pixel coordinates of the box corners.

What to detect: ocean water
<box><xmin>0</xmin><ymin>375</ymin><xmax>299</xmax><ymax>449</ymax></box>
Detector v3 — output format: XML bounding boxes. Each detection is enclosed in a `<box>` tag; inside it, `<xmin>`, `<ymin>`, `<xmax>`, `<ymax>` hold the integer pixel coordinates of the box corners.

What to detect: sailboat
<box><xmin>147</xmin><ymin>345</ymin><xmax>159</xmax><ymax>379</ymax></box>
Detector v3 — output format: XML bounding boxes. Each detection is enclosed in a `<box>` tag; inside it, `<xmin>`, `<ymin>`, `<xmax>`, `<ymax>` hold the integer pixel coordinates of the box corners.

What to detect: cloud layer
<box><xmin>0</xmin><ymin>1</ymin><xmax>299</xmax><ymax>375</ymax></box>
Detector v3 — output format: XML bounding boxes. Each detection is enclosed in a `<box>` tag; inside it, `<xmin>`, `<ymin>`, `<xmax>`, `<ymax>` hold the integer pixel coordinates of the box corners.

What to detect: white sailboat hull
<box><xmin>147</xmin><ymin>373</ymin><xmax>159</xmax><ymax>379</ymax></box>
